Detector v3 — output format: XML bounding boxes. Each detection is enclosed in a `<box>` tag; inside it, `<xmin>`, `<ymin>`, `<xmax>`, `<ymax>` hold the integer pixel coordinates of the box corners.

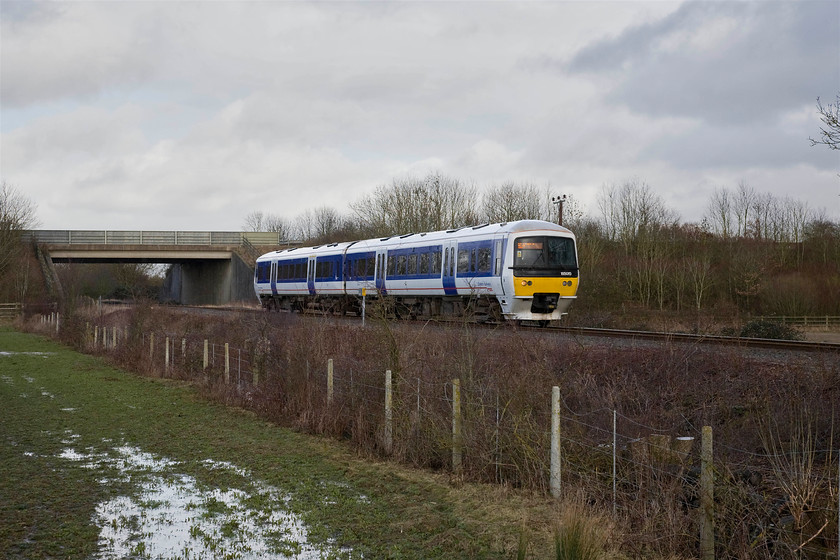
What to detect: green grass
<box><xmin>0</xmin><ymin>327</ymin><xmax>558</xmax><ymax>559</ymax></box>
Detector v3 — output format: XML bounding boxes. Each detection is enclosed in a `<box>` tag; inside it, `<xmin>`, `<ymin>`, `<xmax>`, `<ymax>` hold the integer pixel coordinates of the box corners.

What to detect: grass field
<box><xmin>0</xmin><ymin>327</ymin><xmax>564</xmax><ymax>559</ymax></box>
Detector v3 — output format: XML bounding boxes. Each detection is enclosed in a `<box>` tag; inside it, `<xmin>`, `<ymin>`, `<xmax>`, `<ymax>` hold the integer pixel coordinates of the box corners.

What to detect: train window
<box><xmin>397</xmin><ymin>255</ymin><xmax>407</xmax><ymax>276</ymax></box>
<box><xmin>388</xmin><ymin>255</ymin><xmax>396</xmax><ymax>276</ymax></box>
<box><xmin>470</xmin><ymin>249</ymin><xmax>477</xmax><ymax>273</ymax></box>
<box><xmin>407</xmin><ymin>254</ymin><xmax>417</xmax><ymax>275</ymax></box>
<box><xmin>367</xmin><ymin>256</ymin><xmax>375</xmax><ymax>279</ymax></box>
<box><xmin>295</xmin><ymin>262</ymin><xmax>304</xmax><ymax>280</ymax></box>
<box><xmin>449</xmin><ymin>248</ymin><xmax>455</xmax><ymax>276</ymax></box>
<box><xmin>256</xmin><ymin>262</ymin><xmax>270</xmax><ymax>283</ymax></box>
<box><xmin>477</xmin><ymin>247</ymin><xmax>491</xmax><ymax>273</ymax></box>
<box><xmin>432</xmin><ymin>251</ymin><xmax>442</xmax><ymax>274</ymax></box>
<box><xmin>513</xmin><ymin>236</ymin><xmax>577</xmax><ymax>276</ymax></box>
<box><xmin>355</xmin><ymin>258</ymin><xmax>365</xmax><ymax>278</ymax></box>
<box><xmin>457</xmin><ymin>249</ymin><xmax>470</xmax><ymax>274</ymax></box>
<box><xmin>419</xmin><ymin>253</ymin><xmax>429</xmax><ymax>275</ymax></box>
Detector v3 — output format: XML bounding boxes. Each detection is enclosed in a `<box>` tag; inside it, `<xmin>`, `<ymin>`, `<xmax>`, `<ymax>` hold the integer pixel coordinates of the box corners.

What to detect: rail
<box><xmin>21</xmin><ymin>230</ymin><xmax>301</xmax><ymax>247</ymax></box>
<box><xmin>551</xmin><ymin>326</ymin><xmax>840</xmax><ymax>352</ymax></box>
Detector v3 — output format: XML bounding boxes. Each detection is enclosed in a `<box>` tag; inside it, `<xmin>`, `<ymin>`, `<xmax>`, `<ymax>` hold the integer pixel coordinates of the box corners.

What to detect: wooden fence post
<box><xmin>550</xmin><ymin>385</ymin><xmax>561</xmax><ymax>498</ymax></box>
<box><xmin>165</xmin><ymin>337</ymin><xmax>170</xmax><ymax>372</ymax></box>
<box><xmin>327</xmin><ymin>359</ymin><xmax>334</xmax><ymax>405</ymax></box>
<box><xmin>613</xmin><ymin>409</ymin><xmax>617</xmax><ymax>514</ymax></box>
<box><xmin>224</xmin><ymin>343</ymin><xmax>230</xmax><ymax>384</ymax></box>
<box><xmin>112</xmin><ymin>326</ymin><xmax>117</xmax><ymax>348</ymax></box>
<box><xmin>149</xmin><ymin>333</ymin><xmax>154</xmax><ymax>359</ymax></box>
<box><xmin>384</xmin><ymin>369</ymin><xmax>393</xmax><ymax>455</ymax></box>
<box><xmin>203</xmin><ymin>340</ymin><xmax>209</xmax><ymax>370</ymax></box>
<box><xmin>700</xmin><ymin>425</ymin><xmax>714</xmax><ymax>560</ymax></box>
<box><xmin>452</xmin><ymin>378</ymin><xmax>463</xmax><ymax>474</ymax></box>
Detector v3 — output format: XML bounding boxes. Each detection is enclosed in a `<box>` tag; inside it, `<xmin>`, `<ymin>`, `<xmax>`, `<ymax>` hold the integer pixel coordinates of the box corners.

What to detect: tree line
<box><xmin>246</xmin><ymin>173</ymin><xmax>840</xmax><ymax>317</ymax></box>
<box><xmin>243</xmin><ymin>172</ymin><xmax>578</xmax><ymax>243</ymax></box>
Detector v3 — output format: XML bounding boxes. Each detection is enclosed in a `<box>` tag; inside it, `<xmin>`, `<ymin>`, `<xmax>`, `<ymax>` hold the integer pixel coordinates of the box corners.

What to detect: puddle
<box><xmin>59</xmin><ymin>442</ymin><xmax>347</xmax><ymax>559</ymax></box>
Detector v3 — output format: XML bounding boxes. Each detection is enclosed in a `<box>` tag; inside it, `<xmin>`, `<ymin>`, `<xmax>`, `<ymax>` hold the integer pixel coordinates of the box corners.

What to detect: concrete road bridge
<box><xmin>23</xmin><ymin>230</ymin><xmax>297</xmax><ymax>305</ymax></box>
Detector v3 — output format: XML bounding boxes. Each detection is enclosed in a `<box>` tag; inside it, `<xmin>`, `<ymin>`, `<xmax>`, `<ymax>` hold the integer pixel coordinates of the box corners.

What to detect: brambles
<box><xmin>739</xmin><ymin>319</ymin><xmax>804</xmax><ymax>340</ymax></box>
<box><xmin>22</xmin><ymin>306</ymin><xmax>839</xmax><ymax>559</ymax></box>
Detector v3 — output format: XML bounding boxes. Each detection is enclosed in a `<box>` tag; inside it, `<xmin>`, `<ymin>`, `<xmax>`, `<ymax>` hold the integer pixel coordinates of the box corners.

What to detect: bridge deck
<box><xmin>23</xmin><ymin>230</ymin><xmax>293</xmax><ymax>246</ymax></box>
<box><xmin>47</xmin><ymin>245</ymin><xmax>235</xmax><ymax>263</ymax></box>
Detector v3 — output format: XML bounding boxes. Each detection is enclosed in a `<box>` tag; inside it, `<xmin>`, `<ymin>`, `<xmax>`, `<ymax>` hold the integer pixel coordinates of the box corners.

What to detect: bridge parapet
<box><xmin>23</xmin><ymin>230</ymin><xmax>298</xmax><ymax>247</ymax></box>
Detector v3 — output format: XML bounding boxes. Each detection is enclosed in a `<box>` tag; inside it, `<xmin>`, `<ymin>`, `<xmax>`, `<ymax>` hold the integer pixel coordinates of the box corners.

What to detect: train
<box><xmin>253</xmin><ymin>219</ymin><xmax>578</xmax><ymax>323</ymax></box>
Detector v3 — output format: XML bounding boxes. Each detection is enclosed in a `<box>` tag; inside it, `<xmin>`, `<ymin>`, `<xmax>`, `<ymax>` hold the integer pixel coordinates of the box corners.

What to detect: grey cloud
<box><xmin>641</xmin><ymin>121</ymin><xmax>836</xmax><ymax>171</ymax></box>
<box><xmin>567</xmin><ymin>1</ymin><xmax>839</xmax><ymax>125</ymax></box>
<box><xmin>1</xmin><ymin>3</ymin><xmax>162</xmax><ymax>107</ymax></box>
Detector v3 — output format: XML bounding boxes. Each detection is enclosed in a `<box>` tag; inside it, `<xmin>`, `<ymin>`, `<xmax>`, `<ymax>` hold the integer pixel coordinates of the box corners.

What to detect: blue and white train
<box><xmin>253</xmin><ymin>220</ymin><xmax>578</xmax><ymax>322</ymax></box>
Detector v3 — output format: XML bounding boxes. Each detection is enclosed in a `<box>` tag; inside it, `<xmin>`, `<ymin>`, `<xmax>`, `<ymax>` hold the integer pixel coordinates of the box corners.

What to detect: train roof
<box><xmin>256</xmin><ymin>220</ymin><xmax>573</xmax><ymax>262</ymax></box>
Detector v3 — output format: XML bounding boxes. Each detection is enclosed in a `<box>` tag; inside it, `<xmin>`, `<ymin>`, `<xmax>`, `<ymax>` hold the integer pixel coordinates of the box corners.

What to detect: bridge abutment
<box><xmin>163</xmin><ymin>253</ymin><xmax>255</xmax><ymax>305</ymax></box>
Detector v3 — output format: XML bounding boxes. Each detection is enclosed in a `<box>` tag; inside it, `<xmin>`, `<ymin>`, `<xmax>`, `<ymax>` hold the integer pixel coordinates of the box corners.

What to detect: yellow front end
<box><xmin>513</xmin><ymin>276</ymin><xmax>578</xmax><ymax>298</ymax></box>
<box><xmin>503</xmin><ymin>275</ymin><xmax>578</xmax><ymax>320</ymax></box>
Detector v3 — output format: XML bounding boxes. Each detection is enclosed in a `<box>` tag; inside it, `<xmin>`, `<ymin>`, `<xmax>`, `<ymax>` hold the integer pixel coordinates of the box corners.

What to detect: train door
<box><xmin>270</xmin><ymin>261</ymin><xmax>278</xmax><ymax>296</ymax></box>
<box><xmin>307</xmin><ymin>257</ymin><xmax>316</xmax><ymax>295</ymax></box>
<box><xmin>375</xmin><ymin>252</ymin><xmax>387</xmax><ymax>295</ymax></box>
<box><xmin>494</xmin><ymin>236</ymin><xmax>505</xmax><ymax>295</ymax></box>
<box><xmin>442</xmin><ymin>241</ymin><xmax>457</xmax><ymax>295</ymax></box>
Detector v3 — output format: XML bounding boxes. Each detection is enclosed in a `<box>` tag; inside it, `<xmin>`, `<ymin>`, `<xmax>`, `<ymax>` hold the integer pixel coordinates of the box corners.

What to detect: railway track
<box><xmin>546</xmin><ymin>326</ymin><xmax>840</xmax><ymax>353</ymax></box>
<box><xmin>172</xmin><ymin>304</ymin><xmax>840</xmax><ymax>353</ymax></box>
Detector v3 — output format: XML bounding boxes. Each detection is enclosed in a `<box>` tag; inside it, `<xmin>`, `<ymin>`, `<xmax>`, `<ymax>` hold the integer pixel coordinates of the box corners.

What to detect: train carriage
<box><xmin>254</xmin><ymin>219</ymin><xmax>578</xmax><ymax>322</ymax></box>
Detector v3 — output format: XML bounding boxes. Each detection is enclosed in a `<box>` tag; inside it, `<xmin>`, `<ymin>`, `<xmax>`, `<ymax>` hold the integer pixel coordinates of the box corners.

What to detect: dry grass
<box><xmin>20</xmin><ymin>305</ymin><xmax>840</xmax><ymax>559</ymax></box>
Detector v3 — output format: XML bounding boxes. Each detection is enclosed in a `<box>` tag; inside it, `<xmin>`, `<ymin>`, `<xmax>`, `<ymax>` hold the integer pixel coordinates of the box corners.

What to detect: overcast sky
<box><xmin>2</xmin><ymin>0</ymin><xmax>838</xmax><ymax>232</ymax></box>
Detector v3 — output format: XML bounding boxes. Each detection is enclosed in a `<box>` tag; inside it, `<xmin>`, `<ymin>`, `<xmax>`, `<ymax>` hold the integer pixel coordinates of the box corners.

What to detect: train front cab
<box><xmin>508</xmin><ymin>234</ymin><xmax>578</xmax><ymax>320</ymax></box>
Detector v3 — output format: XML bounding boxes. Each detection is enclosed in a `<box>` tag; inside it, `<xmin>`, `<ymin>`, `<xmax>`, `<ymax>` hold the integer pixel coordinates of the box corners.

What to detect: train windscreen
<box><xmin>512</xmin><ymin>236</ymin><xmax>577</xmax><ymax>277</ymax></box>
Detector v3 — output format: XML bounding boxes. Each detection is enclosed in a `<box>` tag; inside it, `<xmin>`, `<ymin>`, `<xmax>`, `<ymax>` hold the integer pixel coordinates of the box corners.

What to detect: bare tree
<box><xmin>243</xmin><ymin>211</ymin><xmax>292</xmax><ymax>239</ymax></box>
<box><xmin>803</xmin><ymin>215</ymin><xmax>840</xmax><ymax>268</ymax></box>
<box><xmin>351</xmin><ymin>172</ymin><xmax>477</xmax><ymax>237</ymax></box>
<box><xmin>480</xmin><ymin>181</ymin><xmax>542</xmax><ymax>223</ymax></box>
<box><xmin>0</xmin><ymin>182</ymin><xmax>39</xmax><ymax>300</ymax></box>
<box><xmin>685</xmin><ymin>254</ymin><xmax>713</xmax><ymax>311</ymax></box>
<box><xmin>704</xmin><ymin>187</ymin><xmax>733</xmax><ymax>239</ymax></box>
<box><xmin>733</xmin><ymin>180</ymin><xmax>756</xmax><ymax>238</ymax></box>
<box><xmin>264</xmin><ymin>214</ymin><xmax>292</xmax><ymax>239</ymax></box>
<box><xmin>597</xmin><ymin>179</ymin><xmax>679</xmax><ymax>254</ymax></box>
<box><xmin>809</xmin><ymin>94</ymin><xmax>840</xmax><ymax>150</ymax></box>
<box><xmin>243</xmin><ymin>211</ymin><xmax>267</xmax><ymax>232</ymax></box>
<box><xmin>311</xmin><ymin>206</ymin><xmax>343</xmax><ymax>242</ymax></box>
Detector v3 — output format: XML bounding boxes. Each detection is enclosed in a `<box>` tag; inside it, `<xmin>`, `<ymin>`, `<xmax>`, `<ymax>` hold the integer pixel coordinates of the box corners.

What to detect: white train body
<box><xmin>253</xmin><ymin>220</ymin><xmax>578</xmax><ymax>322</ymax></box>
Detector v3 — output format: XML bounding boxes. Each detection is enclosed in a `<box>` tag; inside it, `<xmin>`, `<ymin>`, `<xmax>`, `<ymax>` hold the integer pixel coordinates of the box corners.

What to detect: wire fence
<box><xmin>34</xmin><ymin>311</ymin><xmax>840</xmax><ymax>559</ymax></box>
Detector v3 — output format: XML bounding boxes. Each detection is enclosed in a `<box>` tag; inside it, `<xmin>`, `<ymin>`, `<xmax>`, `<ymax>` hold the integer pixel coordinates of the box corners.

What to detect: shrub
<box><xmin>739</xmin><ymin>320</ymin><xmax>804</xmax><ymax>340</ymax></box>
